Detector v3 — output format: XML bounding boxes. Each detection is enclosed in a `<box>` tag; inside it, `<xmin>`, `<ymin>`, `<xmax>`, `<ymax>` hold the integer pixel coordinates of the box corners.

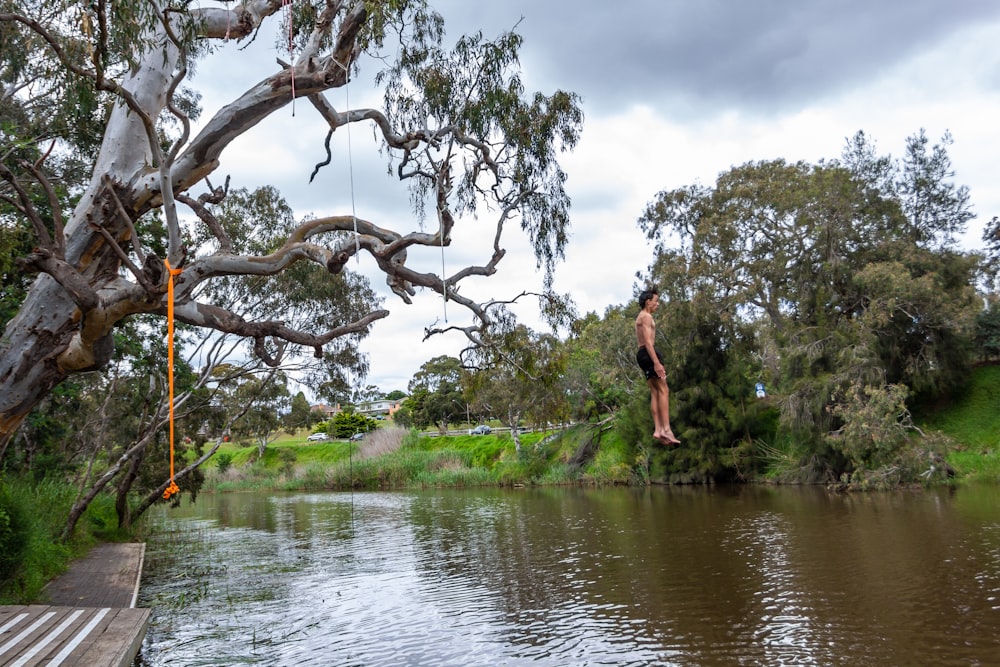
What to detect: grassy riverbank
<box><xmin>195</xmin><ymin>364</ymin><xmax>1000</xmax><ymax>494</ymax></box>
<box><xmin>919</xmin><ymin>363</ymin><xmax>1000</xmax><ymax>483</ymax></box>
<box><xmin>195</xmin><ymin>366</ymin><xmax>1000</xmax><ymax>494</ymax></box>
<box><xmin>202</xmin><ymin>424</ymin><xmax>644</xmax><ymax>493</ymax></box>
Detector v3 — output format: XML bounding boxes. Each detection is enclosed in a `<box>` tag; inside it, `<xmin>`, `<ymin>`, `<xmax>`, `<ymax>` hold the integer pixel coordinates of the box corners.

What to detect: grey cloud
<box><xmin>440</xmin><ymin>0</ymin><xmax>1000</xmax><ymax>116</ymax></box>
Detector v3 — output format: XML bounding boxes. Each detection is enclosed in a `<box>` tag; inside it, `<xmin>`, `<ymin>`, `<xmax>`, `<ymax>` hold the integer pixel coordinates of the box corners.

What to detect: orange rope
<box><xmin>163</xmin><ymin>259</ymin><xmax>182</xmax><ymax>500</ymax></box>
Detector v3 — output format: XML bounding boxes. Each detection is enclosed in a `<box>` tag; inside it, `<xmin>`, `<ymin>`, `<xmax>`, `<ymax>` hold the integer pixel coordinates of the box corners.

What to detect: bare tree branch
<box><xmin>172</xmin><ymin>300</ymin><xmax>390</xmax><ymax>358</ymax></box>
<box><xmin>0</xmin><ymin>163</ymin><xmax>53</xmax><ymax>249</ymax></box>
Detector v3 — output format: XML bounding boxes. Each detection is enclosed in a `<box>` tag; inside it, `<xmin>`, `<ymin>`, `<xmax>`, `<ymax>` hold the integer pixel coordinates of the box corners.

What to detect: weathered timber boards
<box><xmin>0</xmin><ymin>605</ymin><xmax>149</xmax><ymax>667</ymax></box>
<box><xmin>43</xmin><ymin>544</ymin><xmax>146</xmax><ymax>610</ymax></box>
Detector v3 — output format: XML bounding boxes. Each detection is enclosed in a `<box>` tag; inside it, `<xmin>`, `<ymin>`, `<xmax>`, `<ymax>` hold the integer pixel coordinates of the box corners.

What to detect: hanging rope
<box><xmin>223</xmin><ymin>0</ymin><xmax>232</xmax><ymax>40</ymax></box>
<box><xmin>283</xmin><ymin>0</ymin><xmax>296</xmax><ymax>114</ymax></box>
<box><xmin>162</xmin><ymin>259</ymin><xmax>182</xmax><ymax>500</ymax></box>
<box><xmin>341</xmin><ymin>59</ymin><xmax>360</xmax><ymax>260</ymax></box>
<box><xmin>440</xmin><ymin>232</ymin><xmax>448</xmax><ymax>322</ymax></box>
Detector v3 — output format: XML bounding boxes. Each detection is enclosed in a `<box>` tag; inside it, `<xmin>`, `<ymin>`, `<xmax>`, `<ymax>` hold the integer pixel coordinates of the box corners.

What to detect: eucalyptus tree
<box><xmin>286</xmin><ymin>391</ymin><xmax>315</xmax><ymax>432</ymax></box>
<box><xmin>464</xmin><ymin>323</ymin><xmax>567</xmax><ymax>450</ymax></box>
<box><xmin>60</xmin><ymin>321</ymin><xmax>231</xmax><ymax>537</ymax></box>
<box><xmin>562</xmin><ymin>306</ymin><xmax>636</xmax><ymax>422</ymax></box>
<box><xmin>191</xmin><ymin>185</ymin><xmax>378</xmax><ymax>406</ymax></box>
<box><xmin>406</xmin><ymin>354</ymin><xmax>465</xmax><ymax>432</ymax></box>
<box><xmin>224</xmin><ymin>369</ymin><xmax>291</xmax><ymax>459</ymax></box>
<box><xmin>0</xmin><ymin>0</ymin><xmax>583</xmax><ymax>450</ymax></box>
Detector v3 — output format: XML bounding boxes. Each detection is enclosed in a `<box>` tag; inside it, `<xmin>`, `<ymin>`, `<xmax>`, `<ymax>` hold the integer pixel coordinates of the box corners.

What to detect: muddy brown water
<box><xmin>135</xmin><ymin>485</ymin><xmax>1000</xmax><ymax>666</ymax></box>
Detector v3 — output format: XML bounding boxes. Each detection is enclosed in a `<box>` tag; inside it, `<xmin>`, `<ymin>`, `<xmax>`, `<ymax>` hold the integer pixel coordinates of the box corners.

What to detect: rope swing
<box><xmin>283</xmin><ymin>0</ymin><xmax>296</xmax><ymax>115</ymax></box>
<box><xmin>440</xmin><ymin>231</ymin><xmax>447</xmax><ymax>322</ymax></box>
<box><xmin>340</xmin><ymin>59</ymin><xmax>361</xmax><ymax>260</ymax></box>
<box><xmin>162</xmin><ymin>259</ymin><xmax>183</xmax><ymax>500</ymax></box>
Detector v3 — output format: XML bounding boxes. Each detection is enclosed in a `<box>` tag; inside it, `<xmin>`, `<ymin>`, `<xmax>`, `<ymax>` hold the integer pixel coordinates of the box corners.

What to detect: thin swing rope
<box><xmin>349</xmin><ymin>430</ymin><xmax>354</xmax><ymax>526</ymax></box>
<box><xmin>440</xmin><ymin>227</ymin><xmax>447</xmax><ymax>322</ymax></box>
<box><xmin>338</xmin><ymin>58</ymin><xmax>443</xmax><ymax>319</ymax></box>
<box><xmin>283</xmin><ymin>0</ymin><xmax>296</xmax><ymax>115</ymax></box>
<box><xmin>340</xmin><ymin>60</ymin><xmax>360</xmax><ymax>260</ymax></box>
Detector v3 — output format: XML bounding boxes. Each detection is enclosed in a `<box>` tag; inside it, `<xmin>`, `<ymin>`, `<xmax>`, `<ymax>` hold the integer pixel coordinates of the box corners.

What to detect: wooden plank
<box><xmin>0</xmin><ymin>606</ymin><xmax>59</xmax><ymax>664</ymax></box>
<box><xmin>56</xmin><ymin>608</ymin><xmax>150</xmax><ymax>667</ymax></box>
<box><xmin>4</xmin><ymin>608</ymin><xmax>89</xmax><ymax>667</ymax></box>
<box><xmin>0</xmin><ymin>606</ymin><xmax>149</xmax><ymax>667</ymax></box>
<box><xmin>129</xmin><ymin>543</ymin><xmax>145</xmax><ymax>609</ymax></box>
<box><xmin>43</xmin><ymin>543</ymin><xmax>145</xmax><ymax>609</ymax></box>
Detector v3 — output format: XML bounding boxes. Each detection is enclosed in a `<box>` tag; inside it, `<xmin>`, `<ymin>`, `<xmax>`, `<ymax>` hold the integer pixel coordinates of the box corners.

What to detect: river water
<box><xmin>134</xmin><ymin>485</ymin><xmax>1000</xmax><ymax>666</ymax></box>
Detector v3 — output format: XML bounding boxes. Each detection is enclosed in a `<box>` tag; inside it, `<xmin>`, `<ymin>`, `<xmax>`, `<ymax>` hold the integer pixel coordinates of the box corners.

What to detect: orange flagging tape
<box><xmin>163</xmin><ymin>259</ymin><xmax>182</xmax><ymax>500</ymax></box>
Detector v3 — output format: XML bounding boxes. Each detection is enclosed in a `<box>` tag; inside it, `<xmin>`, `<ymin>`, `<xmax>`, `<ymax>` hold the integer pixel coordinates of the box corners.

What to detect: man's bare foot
<box><xmin>655</xmin><ymin>431</ymin><xmax>680</xmax><ymax>446</ymax></box>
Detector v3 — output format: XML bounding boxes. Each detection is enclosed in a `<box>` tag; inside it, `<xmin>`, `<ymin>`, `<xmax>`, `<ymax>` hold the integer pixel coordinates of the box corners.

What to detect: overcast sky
<box><xmin>192</xmin><ymin>0</ymin><xmax>1000</xmax><ymax>397</ymax></box>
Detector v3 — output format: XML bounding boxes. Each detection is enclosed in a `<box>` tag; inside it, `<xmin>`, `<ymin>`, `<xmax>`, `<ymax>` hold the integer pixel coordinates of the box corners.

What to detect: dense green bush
<box><xmin>0</xmin><ymin>485</ymin><xmax>29</xmax><ymax>582</ymax></box>
<box><xmin>215</xmin><ymin>452</ymin><xmax>233</xmax><ymax>474</ymax></box>
<box><xmin>0</xmin><ymin>477</ymin><xmax>87</xmax><ymax>604</ymax></box>
<box><xmin>324</xmin><ymin>412</ymin><xmax>378</xmax><ymax>438</ymax></box>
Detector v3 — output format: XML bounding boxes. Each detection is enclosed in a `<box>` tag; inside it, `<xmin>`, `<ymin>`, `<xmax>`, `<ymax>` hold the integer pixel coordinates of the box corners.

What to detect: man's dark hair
<box><xmin>638</xmin><ymin>288</ymin><xmax>659</xmax><ymax>309</ymax></box>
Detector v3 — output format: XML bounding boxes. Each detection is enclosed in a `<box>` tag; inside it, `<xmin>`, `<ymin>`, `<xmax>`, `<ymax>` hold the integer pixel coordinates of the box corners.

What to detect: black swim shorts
<box><xmin>636</xmin><ymin>347</ymin><xmax>663</xmax><ymax>380</ymax></box>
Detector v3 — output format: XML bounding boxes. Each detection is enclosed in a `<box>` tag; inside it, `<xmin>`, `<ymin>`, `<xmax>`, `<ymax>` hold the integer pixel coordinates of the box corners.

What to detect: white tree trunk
<box><xmin>0</xmin><ymin>21</ymin><xmax>180</xmax><ymax>445</ymax></box>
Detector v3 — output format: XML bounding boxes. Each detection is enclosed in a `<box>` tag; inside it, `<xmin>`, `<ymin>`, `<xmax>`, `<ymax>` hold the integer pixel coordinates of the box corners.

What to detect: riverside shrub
<box><xmin>0</xmin><ymin>484</ymin><xmax>29</xmax><ymax>585</ymax></box>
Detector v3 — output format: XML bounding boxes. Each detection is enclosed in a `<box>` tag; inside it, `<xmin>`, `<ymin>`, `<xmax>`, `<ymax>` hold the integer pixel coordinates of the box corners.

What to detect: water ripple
<box><xmin>136</xmin><ymin>487</ymin><xmax>1000</xmax><ymax>666</ymax></box>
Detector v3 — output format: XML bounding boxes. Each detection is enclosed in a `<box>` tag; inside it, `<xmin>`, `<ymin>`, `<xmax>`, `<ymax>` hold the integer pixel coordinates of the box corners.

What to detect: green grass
<box><xmin>201</xmin><ymin>427</ymin><xmax>577</xmax><ymax>492</ymax></box>
<box><xmin>579</xmin><ymin>429</ymin><xmax>635</xmax><ymax>484</ymax></box>
<box><xmin>918</xmin><ymin>364</ymin><xmax>1000</xmax><ymax>483</ymax></box>
<box><xmin>920</xmin><ymin>365</ymin><xmax>1000</xmax><ymax>449</ymax></box>
<box><xmin>946</xmin><ymin>449</ymin><xmax>1000</xmax><ymax>481</ymax></box>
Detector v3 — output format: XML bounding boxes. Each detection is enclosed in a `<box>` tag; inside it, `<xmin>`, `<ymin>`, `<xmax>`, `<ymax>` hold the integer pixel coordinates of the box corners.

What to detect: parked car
<box><xmin>350</xmin><ymin>432</ymin><xmax>365</xmax><ymax>441</ymax></box>
<box><xmin>470</xmin><ymin>425</ymin><xmax>491</xmax><ymax>435</ymax></box>
<box><xmin>306</xmin><ymin>432</ymin><xmax>329</xmax><ymax>442</ymax></box>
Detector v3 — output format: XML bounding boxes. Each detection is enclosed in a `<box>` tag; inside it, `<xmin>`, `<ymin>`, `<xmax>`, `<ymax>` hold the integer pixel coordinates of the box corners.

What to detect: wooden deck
<box><xmin>0</xmin><ymin>605</ymin><xmax>148</xmax><ymax>667</ymax></box>
<box><xmin>0</xmin><ymin>543</ymin><xmax>149</xmax><ymax>667</ymax></box>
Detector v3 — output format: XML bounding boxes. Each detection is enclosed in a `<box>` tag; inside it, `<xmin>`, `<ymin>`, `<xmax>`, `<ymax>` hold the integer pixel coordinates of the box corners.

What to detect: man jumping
<box><xmin>635</xmin><ymin>288</ymin><xmax>680</xmax><ymax>445</ymax></box>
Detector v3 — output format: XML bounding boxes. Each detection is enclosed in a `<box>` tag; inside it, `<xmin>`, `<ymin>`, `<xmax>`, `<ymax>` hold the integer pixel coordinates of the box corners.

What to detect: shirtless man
<box><xmin>635</xmin><ymin>289</ymin><xmax>680</xmax><ymax>445</ymax></box>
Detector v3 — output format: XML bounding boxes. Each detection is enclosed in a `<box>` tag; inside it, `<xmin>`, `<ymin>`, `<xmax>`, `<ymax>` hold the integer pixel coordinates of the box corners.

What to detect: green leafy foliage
<box><xmin>285</xmin><ymin>392</ymin><xmax>316</xmax><ymax>433</ymax></box>
<box><xmin>0</xmin><ymin>476</ymin><xmax>111</xmax><ymax>604</ymax></box>
<box><xmin>379</xmin><ymin>20</ymin><xmax>582</xmax><ymax>289</ymax></box>
<box><xmin>974</xmin><ymin>299</ymin><xmax>1000</xmax><ymax>362</ymax></box>
<box><xmin>326</xmin><ymin>411</ymin><xmax>378</xmax><ymax>439</ymax></box>
<box><xmin>215</xmin><ymin>453</ymin><xmax>233</xmax><ymax>474</ymax></box>
<box><xmin>563</xmin><ymin>307</ymin><xmax>637</xmax><ymax>421</ymax></box>
<box><xmin>404</xmin><ymin>356</ymin><xmax>468</xmax><ymax>431</ymax></box>
<box><xmin>464</xmin><ymin>323</ymin><xmax>569</xmax><ymax>437</ymax></box>
<box><xmin>0</xmin><ymin>485</ymin><xmax>29</xmax><ymax>583</ymax></box>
